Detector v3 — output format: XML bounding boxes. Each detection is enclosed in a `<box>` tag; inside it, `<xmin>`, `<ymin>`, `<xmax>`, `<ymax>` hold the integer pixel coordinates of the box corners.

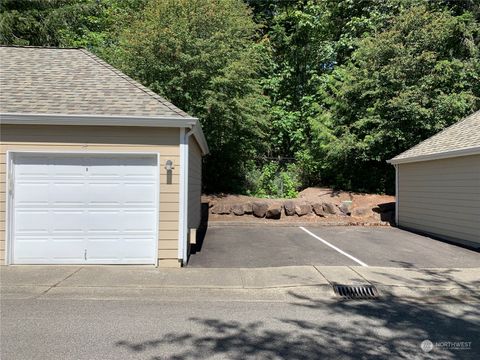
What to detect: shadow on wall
<box><xmin>115</xmin><ymin>267</ymin><xmax>480</xmax><ymax>359</ymax></box>
<box><xmin>189</xmin><ymin>202</ymin><xmax>209</xmax><ymax>255</ymax></box>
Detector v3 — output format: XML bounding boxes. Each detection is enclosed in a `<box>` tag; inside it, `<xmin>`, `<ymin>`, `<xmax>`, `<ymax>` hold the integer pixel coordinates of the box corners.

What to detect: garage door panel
<box><xmin>86</xmin><ymin>210</ymin><xmax>121</xmax><ymax>233</ymax></box>
<box><xmin>123</xmin><ymin>183</ymin><xmax>157</xmax><ymax>205</ymax></box>
<box><xmin>88</xmin><ymin>156</ymin><xmax>156</xmax><ymax>177</ymax></box>
<box><xmin>87</xmin><ymin>183</ymin><xmax>122</xmax><ymax>206</ymax></box>
<box><xmin>122</xmin><ymin>211</ymin><xmax>156</xmax><ymax>232</ymax></box>
<box><xmin>14</xmin><ymin>183</ymin><xmax>50</xmax><ymax>204</ymax></box>
<box><xmin>11</xmin><ymin>154</ymin><xmax>159</xmax><ymax>264</ymax></box>
<box><xmin>14</xmin><ymin>237</ymin><xmax>85</xmax><ymax>264</ymax></box>
<box><xmin>14</xmin><ymin>210</ymin><xmax>51</xmax><ymax>232</ymax></box>
<box><xmin>51</xmin><ymin>183</ymin><xmax>86</xmax><ymax>205</ymax></box>
<box><xmin>50</xmin><ymin>211</ymin><xmax>86</xmax><ymax>233</ymax></box>
<box><xmin>51</xmin><ymin>159</ymin><xmax>85</xmax><ymax>177</ymax></box>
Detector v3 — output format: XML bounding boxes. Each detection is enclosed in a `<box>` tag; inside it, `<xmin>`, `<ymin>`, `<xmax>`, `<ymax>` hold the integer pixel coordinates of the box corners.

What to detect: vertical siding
<box><xmin>188</xmin><ymin>137</ymin><xmax>202</xmax><ymax>229</ymax></box>
<box><xmin>0</xmin><ymin>124</ymin><xmax>181</xmax><ymax>265</ymax></box>
<box><xmin>398</xmin><ymin>155</ymin><xmax>480</xmax><ymax>247</ymax></box>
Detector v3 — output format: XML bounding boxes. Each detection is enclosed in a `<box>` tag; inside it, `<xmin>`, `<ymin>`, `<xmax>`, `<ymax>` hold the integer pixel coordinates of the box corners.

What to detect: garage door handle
<box><xmin>84</xmin><ymin>249</ymin><xmax>87</xmax><ymax>261</ymax></box>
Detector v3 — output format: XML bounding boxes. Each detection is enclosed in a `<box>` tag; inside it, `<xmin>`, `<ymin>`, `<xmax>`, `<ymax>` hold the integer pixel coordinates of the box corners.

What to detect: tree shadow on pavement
<box><xmin>115</xmin><ymin>278</ymin><xmax>480</xmax><ymax>360</ymax></box>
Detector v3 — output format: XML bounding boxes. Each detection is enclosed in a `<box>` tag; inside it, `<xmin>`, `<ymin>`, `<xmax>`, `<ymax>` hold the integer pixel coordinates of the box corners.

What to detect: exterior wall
<box><xmin>398</xmin><ymin>155</ymin><xmax>480</xmax><ymax>248</ymax></box>
<box><xmin>188</xmin><ymin>137</ymin><xmax>202</xmax><ymax>229</ymax></box>
<box><xmin>0</xmin><ymin>124</ymin><xmax>181</xmax><ymax>266</ymax></box>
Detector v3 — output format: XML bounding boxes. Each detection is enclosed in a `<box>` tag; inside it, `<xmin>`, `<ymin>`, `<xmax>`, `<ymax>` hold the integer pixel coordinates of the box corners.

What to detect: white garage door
<box><xmin>11</xmin><ymin>153</ymin><xmax>158</xmax><ymax>264</ymax></box>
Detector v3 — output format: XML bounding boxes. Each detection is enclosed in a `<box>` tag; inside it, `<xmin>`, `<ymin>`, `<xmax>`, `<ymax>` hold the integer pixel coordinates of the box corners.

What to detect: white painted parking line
<box><xmin>299</xmin><ymin>227</ymin><xmax>369</xmax><ymax>267</ymax></box>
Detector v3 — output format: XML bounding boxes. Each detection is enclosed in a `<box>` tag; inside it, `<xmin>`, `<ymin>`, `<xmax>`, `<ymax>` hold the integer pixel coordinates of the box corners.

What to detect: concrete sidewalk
<box><xmin>1</xmin><ymin>265</ymin><xmax>479</xmax><ymax>301</ymax></box>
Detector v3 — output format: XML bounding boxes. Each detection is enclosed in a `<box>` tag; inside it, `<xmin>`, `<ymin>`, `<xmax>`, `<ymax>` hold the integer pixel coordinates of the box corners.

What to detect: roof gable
<box><xmin>0</xmin><ymin>46</ymin><xmax>189</xmax><ymax>118</ymax></box>
<box><xmin>389</xmin><ymin>110</ymin><xmax>480</xmax><ymax>164</ymax></box>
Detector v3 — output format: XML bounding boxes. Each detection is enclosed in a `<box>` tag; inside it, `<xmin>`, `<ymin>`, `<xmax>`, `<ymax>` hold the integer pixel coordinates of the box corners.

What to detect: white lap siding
<box><xmin>398</xmin><ymin>155</ymin><xmax>480</xmax><ymax>247</ymax></box>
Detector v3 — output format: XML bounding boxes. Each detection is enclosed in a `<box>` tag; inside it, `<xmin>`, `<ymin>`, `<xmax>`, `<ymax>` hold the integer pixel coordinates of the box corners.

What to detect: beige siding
<box><xmin>398</xmin><ymin>155</ymin><xmax>480</xmax><ymax>247</ymax></box>
<box><xmin>188</xmin><ymin>137</ymin><xmax>202</xmax><ymax>229</ymax></box>
<box><xmin>0</xmin><ymin>124</ymin><xmax>181</xmax><ymax>265</ymax></box>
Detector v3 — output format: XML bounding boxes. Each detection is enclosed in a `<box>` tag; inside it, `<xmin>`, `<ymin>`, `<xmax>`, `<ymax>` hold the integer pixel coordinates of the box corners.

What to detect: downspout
<box><xmin>179</xmin><ymin>125</ymin><xmax>195</xmax><ymax>265</ymax></box>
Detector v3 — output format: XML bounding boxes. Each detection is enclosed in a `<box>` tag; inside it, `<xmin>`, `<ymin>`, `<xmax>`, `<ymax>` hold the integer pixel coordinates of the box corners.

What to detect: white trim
<box><xmin>6</xmin><ymin>150</ymin><xmax>160</xmax><ymax>266</ymax></box>
<box><xmin>0</xmin><ymin>112</ymin><xmax>209</xmax><ymax>156</ymax></box>
<box><xmin>5</xmin><ymin>152</ymin><xmax>14</xmax><ymax>264</ymax></box>
<box><xmin>183</xmin><ymin>130</ymin><xmax>194</xmax><ymax>264</ymax></box>
<box><xmin>178</xmin><ymin>128</ymin><xmax>195</xmax><ymax>265</ymax></box>
<box><xmin>154</xmin><ymin>153</ymin><xmax>161</xmax><ymax>267</ymax></box>
<box><xmin>178</xmin><ymin>128</ymin><xmax>186</xmax><ymax>262</ymax></box>
<box><xmin>387</xmin><ymin>146</ymin><xmax>480</xmax><ymax>165</ymax></box>
<box><xmin>394</xmin><ymin>164</ymin><xmax>399</xmax><ymax>226</ymax></box>
<box><xmin>299</xmin><ymin>227</ymin><xmax>368</xmax><ymax>267</ymax></box>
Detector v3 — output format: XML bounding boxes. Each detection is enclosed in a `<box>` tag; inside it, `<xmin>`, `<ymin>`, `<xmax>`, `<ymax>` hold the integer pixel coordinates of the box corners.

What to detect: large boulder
<box><xmin>252</xmin><ymin>202</ymin><xmax>269</xmax><ymax>218</ymax></box>
<box><xmin>312</xmin><ymin>203</ymin><xmax>325</xmax><ymax>217</ymax></box>
<box><xmin>322</xmin><ymin>202</ymin><xmax>338</xmax><ymax>215</ymax></box>
<box><xmin>211</xmin><ymin>203</ymin><xmax>231</xmax><ymax>215</ymax></box>
<box><xmin>243</xmin><ymin>202</ymin><xmax>253</xmax><ymax>214</ymax></box>
<box><xmin>352</xmin><ymin>207</ymin><xmax>370</xmax><ymax>217</ymax></box>
<box><xmin>266</xmin><ymin>203</ymin><xmax>282</xmax><ymax>219</ymax></box>
<box><xmin>231</xmin><ymin>204</ymin><xmax>244</xmax><ymax>216</ymax></box>
<box><xmin>283</xmin><ymin>200</ymin><xmax>296</xmax><ymax>216</ymax></box>
<box><xmin>338</xmin><ymin>201</ymin><xmax>352</xmax><ymax>216</ymax></box>
<box><xmin>295</xmin><ymin>203</ymin><xmax>312</xmax><ymax>216</ymax></box>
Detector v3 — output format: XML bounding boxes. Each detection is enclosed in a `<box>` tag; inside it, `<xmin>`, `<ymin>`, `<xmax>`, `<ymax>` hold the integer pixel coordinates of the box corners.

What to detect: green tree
<box><xmin>114</xmin><ymin>0</ymin><xmax>269</xmax><ymax>192</ymax></box>
<box><xmin>0</xmin><ymin>0</ymin><xmax>145</xmax><ymax>49</ymax></box>
<box><xmin>313</xmin><ymin>5</ymin><xmax>480</xmax><ymax>193</ymax></box>
<box><xmin>251</xmin><ymin>0</ymin><xmax>412</xmax><ymax>185</ymax></box>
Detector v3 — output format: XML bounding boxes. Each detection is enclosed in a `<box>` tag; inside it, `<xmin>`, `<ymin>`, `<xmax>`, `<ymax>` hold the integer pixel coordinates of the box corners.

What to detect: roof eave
<box><xmin>387</xmin><ymin>146</ymin><xmax>480</xmax><ymax>165</ymax></box>
<box><xmin>0</xmin><ymin>112</ymin><xmax>209</xmax><ymax>156</ymax></box>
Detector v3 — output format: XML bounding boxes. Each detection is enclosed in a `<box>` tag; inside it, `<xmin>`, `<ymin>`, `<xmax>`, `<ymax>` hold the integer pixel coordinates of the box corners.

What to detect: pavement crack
<box><xmin>239</xmin><ymin>269</ymin><xmax>246</xmax><ymax>289</ymax></box>
<box><xmin>312</xmin><ymin>265</ymin><xmax>333</xmax><ymax>285</ymax></box>
<box><xmin>349</xmin><ymin>266</ymin><xmax>372</xmax><ymax>284</ymax></box>
<box><xmin>34</xmin><ymin>267</ymin><xmax>84</xmax><ymax>299</ymax></box>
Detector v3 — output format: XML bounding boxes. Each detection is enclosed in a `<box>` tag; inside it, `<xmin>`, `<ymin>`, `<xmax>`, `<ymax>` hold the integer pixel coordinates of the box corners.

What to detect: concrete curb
<box><xmin>2</xmin><ymin>265</ymin><xmax>479</xmax><ymax>301</ymax></box>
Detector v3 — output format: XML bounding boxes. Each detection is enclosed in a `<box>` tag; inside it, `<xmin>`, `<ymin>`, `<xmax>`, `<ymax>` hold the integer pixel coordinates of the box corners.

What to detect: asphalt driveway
<box><xmin>188</xmin><ymin>225</ymin><xmax>480</xmax><ymax>268</ymax></box>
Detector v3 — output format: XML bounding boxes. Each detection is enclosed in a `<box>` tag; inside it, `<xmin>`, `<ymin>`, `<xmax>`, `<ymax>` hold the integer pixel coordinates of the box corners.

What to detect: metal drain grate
<box><xmin>333</xmin><ymin>284</ymin><xmax>379</xmax><ymax>299</ymax></box>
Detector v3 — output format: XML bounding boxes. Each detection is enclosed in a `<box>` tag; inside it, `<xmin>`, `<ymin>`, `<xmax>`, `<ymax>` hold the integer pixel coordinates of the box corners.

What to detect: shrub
<box><xmin>245</xmin><ymin>161</ymin><xmax>300</xmax><ymax>198</ymax></box>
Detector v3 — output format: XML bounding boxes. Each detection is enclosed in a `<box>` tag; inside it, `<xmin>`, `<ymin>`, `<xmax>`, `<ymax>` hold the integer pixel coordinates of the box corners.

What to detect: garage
<box><xmin>10</xmin><ymin>153</ymin><xmax>158</xmax><ymax>264</ymax></box>
<box><xmin>0</xmin><ymin>46</ymin><xmax>208</xmax><ymax>267</ymax></box>
<box><xmin>388</xmin><ymin>110</ymin><xmax>480</xmax><ymax>249</ymax></box>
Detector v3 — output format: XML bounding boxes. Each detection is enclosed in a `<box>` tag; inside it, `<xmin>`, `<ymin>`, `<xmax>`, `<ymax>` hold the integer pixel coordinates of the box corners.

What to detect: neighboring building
<box><xmin>0</xmin><ymin>46</ymin><xmax>208</xmax><ymax>266</ymax></box>
<box><xmin>388</xmin><ymin>110</ymin><xmax>480</xmax><ymax>249</ymax></box>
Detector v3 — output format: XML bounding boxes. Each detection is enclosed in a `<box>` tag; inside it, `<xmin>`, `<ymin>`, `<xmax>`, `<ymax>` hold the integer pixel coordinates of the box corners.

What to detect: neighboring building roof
<box><xmin>0</xmin><ymin>46</ymin><xmax>189</xmax><ymax>117</ymax></box>
<box><xmin>388</xmin><ymin>110</ymin><xmax>480</xmax><ymax>164</ymax></box>
<box><xmin>0</xmin><ymin>46</ymin><xmax>208</xmax><ymax>154</ymax></box>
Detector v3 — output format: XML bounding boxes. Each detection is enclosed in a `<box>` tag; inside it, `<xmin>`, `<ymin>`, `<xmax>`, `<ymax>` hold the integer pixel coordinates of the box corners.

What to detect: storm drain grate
<box><xmin>333</xmin><ymin>284</ymin><xmax>379</xmax><ymax>300</ymax></box>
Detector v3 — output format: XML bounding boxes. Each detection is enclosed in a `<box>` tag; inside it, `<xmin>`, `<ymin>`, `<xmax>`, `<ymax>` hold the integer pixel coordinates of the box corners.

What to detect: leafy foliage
<box><xmin>0</xmin><ymin>0</ymin><xmax>145</xmax><ymax>49</ymax></box>
<box><xmin>313</xmin><ymin>5</ymin><xmax>479</xmax><ymax>192</ymax></box>
<box><xmin>245</xmin><ymin>161</ymin><xmax>300</xmax><ymax>199</ymax></box>
<box><xmin>111</xmin><ymin>0</ymin><xmax>270</xmax><ymax>192</ymax></box>
<box><xmin>1</xmin><ymin>0</ymin><xmax>479</xmax><ymax>195</ymax></box>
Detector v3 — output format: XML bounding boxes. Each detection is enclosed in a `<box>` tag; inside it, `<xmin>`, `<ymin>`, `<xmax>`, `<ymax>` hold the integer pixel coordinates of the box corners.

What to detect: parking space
<box><xmin>188</xmin><ymin>225</ymin><xmax>480</xmax><ymax>268</ymax></box>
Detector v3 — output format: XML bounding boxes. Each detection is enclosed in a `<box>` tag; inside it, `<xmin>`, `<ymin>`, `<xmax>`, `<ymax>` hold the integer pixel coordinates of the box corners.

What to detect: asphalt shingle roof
<box><xmin>0</xmin><ymin>46</ymin><xmax>190</xmax><ymax>118</ymax></box>
<box><xmin>390</xmin><ymin>110</ymin><xmax>480</xmax><ymax>163</ymax></box>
